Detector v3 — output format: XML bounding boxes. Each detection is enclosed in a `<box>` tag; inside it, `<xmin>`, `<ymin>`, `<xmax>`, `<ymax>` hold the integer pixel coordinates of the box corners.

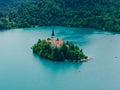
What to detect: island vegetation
<box><xmin>32</xmin><ymin>39</ymin><xmax>88</xmax><ymax>62</ymax></box>
<box><xmin>0</xmin><ymin>0</ymin><xmax>120</xmax><ymax>32</ymax></box>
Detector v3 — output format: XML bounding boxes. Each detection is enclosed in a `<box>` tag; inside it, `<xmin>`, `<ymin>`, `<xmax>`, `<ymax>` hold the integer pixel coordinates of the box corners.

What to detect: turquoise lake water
<box><xmin>0</xmin><ymin>26</ymin><xmax>120</xmax><ymax>90</ymax></box>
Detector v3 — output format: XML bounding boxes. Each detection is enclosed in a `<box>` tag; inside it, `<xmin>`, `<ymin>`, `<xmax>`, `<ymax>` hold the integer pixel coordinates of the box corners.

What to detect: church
<box><xmin>48</xmin><ymin>29</ymin><xmax>63</xmax><ymax>47</ymax></box>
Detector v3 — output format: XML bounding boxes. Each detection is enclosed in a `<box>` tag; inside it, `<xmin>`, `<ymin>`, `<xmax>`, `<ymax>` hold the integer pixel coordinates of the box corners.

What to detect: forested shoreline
<box><xmin>0</xmin><ymin>0</ymin><xmax>120</xmax><ymax>32</ymax></box>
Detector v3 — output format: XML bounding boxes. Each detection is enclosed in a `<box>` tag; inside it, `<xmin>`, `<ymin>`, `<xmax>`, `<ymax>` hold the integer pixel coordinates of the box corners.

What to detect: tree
<box><xmin>58</xmin><ymin>52</ymin><xmax>64</xmax><ymax>61</ymax></box>
<box><xmin>0</xmin><ymin>0</ymin><xmax>120</xmax><ymax>32</ymax></box>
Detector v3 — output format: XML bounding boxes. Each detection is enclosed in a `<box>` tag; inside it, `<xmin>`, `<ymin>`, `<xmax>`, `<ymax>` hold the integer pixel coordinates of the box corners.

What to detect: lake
<box><xmin>0</xmin><ymin>26</ymin><xmax>120</xmax><ymax>90</ymax></box>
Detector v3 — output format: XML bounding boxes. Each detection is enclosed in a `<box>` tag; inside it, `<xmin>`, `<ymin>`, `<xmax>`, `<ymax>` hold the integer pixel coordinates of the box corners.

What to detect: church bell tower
<box><xmin>51</xmin><ymin>29</ymin><xmax>55</xmax><ymax>45</ymax></box>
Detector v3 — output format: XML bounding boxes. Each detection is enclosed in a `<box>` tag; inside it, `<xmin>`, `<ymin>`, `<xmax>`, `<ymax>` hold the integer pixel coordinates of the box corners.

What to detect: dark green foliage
<box><xmin>0</xmin><ymin>0</ymin><xmax>120</xmax><ymax>32</ymax></box>
<box><xmin>32</xmin><ymin>39</ymin><xmax>87</xmax><ymax>61</ymax></box>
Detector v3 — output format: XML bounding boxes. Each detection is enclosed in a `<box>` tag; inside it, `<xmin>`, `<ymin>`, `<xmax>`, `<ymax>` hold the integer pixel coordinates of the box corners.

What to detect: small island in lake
<box><xmin>32</xmin><ymin>29</ymin><xmax>88</xmax><ymax>62</ymax></box>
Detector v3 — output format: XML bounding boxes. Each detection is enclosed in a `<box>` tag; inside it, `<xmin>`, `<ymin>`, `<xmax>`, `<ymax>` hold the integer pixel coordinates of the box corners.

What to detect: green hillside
<box><xmin>0</xmin><ymin>0</ymin><xmax>120</xmax><ymax>31</ymax></box>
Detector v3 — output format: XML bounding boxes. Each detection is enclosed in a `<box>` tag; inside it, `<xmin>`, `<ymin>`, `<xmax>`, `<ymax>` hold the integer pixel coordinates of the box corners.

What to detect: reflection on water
<box><xmin>33</xmin><ymin>53</ymin><xmax>83</xmax><ymax>73</ymax></box>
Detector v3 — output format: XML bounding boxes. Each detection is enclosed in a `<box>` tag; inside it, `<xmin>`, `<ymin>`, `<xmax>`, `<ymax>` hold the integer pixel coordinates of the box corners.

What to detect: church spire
<box><xmin>51</xmin><ymin>28</ymin><xmax>55</xmax><ymax>46</ymax></box>
<box><xmin>51</xmin><ymin>28</ymin><xmax>55</xmax><ymax>36</ymax></box>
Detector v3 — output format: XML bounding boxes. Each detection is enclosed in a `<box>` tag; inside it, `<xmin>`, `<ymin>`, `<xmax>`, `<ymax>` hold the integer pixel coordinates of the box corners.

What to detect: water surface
<box><xmin>0</xmin><ymin>27</ymin><xmax>120</xmax><ymax>90</ymax></box>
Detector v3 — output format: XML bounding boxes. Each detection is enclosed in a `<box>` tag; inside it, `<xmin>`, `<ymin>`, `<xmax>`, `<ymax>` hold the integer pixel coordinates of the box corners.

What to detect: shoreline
<box><xmin>72</xmin><ymin>58</ymin><xmax>93</xmax><ymax>62</ymax></box>
<box><xmin>0</xmin><ymin>26</ymin><xmax>120</xmax><ymax>33</ymax></box>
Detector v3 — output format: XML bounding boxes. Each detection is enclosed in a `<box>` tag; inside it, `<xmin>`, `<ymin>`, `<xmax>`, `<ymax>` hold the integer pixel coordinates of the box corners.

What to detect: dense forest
<box><xmin>0</xmin><ymin>0</ymin><xmax>120</xmax><ymax>32</ymax></box>
<box><xmin>32</xmin><ymin>39</ymin><xmax>88</xmax><ymax>61</ymax></box>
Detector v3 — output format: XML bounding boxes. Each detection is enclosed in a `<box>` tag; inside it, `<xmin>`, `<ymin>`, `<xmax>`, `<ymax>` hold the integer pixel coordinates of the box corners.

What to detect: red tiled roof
<box><xmin>53</xmin><ymin>40</ymin><xmax>63</xmax><ymax>47</ymax></box>
<box><xmin>46</xmin><ymin>39</ymin><xmax>63</xmax><ymax>47</ymax></box>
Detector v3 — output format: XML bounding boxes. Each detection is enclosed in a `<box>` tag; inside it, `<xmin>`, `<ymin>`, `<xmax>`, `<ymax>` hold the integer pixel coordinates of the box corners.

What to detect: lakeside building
<box><xmin>47</xmin><ymin>29</ymin><xmax>63</xmax><ymax>47</ymax></box>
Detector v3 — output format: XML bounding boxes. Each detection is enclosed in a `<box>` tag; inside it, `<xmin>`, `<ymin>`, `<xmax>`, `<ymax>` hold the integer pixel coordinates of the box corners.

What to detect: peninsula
<box><xmin>32</xmin><ymin>29</ymin><xmax>88</xmax><ymax>62</ymax></box>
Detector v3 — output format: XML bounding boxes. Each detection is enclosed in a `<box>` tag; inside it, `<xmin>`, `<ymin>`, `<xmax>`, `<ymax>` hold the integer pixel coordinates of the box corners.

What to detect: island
<box><xmin>32</xmin><ymin>29</ymin><xmax>88</xmax><ymax>62</ymax></box>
